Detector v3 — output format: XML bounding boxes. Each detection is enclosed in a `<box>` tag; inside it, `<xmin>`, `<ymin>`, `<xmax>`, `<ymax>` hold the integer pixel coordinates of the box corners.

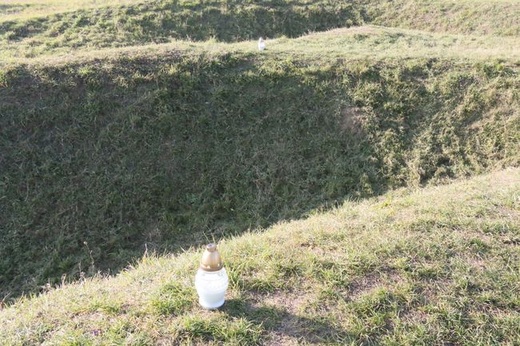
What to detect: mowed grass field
<box><xmin>0</xmin><ymin>0</ymin><xmax>519</xmax><ymax>344</ymax></box>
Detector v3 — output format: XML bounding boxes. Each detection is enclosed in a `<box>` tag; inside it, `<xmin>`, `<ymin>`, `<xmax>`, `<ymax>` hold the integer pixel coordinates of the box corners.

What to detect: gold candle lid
<box><xmin>199</xmin><ymin>243</ymin><xmax>223</xmax><ymax>272</ymax></box>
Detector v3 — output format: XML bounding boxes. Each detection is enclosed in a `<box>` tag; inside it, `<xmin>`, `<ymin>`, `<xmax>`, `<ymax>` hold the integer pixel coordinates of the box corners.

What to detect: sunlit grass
<box><xmin>2</xmin><ymin>25</ymin><xmax>520</xmax><ymax>65</ymax></box>
<box><xmin>270</xmin><ymin>26</ymin><xmax>520</xmax><ymax>61</ymax></box>
<box><xmin>1</xmin><ymin>0</ymin><xmax>519</xmax><ymax>62</ymax></box>
<box><xmin>1</xmin><ymin>21</ymin><xmax>518</xmax><ymax>302</ymax></box>
<box><xmin>0</xmin><ymin>1</ymin><xmax>519</xmax><ymax>343</ymax></box>
<box><xmin>364</xmin><ymin>0</ymin><xmax>520</xmax><ymax>36</ymax></box>
<box><xmin>0</xmin><ymin>168</ymin><xmax>518</xmax><ymax>344</ymax></box>
<box><xmin>0</xmin><ymin>0</ymin><xmax>143</xmax><ymax>21</ymax></box>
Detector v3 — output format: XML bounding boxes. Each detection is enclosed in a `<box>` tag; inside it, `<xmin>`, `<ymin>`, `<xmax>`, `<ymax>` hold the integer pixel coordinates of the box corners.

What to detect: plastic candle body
<box><xmin>258</xmin><ymin>37</ymin><xmax>266</xmax><ymax>51</ymax></box>
<box><xmin>195</xmin><ymin>244</ymin><xmax>229</xmax><ymax>309</ymax></box>
<box><xmin>195</xmin><ymin>267</ymin><xmax>229</xmax><ymax>309</ymax></box>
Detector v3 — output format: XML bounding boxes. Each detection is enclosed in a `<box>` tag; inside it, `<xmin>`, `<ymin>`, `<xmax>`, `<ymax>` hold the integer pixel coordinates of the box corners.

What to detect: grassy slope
<box><xmin>0</xmin><ymin>168</ymin><xmax>518</xmax><ymax>345</ymax></box>
<box><xmin>364</xmin><ymin>0</ymin><xmax>520</xmax><ymax>36</ymax></box>
<box><xmin>0</xmin><ymin>0</ymin><xmax>141</xmax><ymax>20</ymax></box>
<box><xmin>1</xmin><ymin>42</ymin><xmax>518</xmax><ymax>298</ymax></box>
<box><xmin>0</xmin><ymin>0</ymin><xmax>365</xmax><ymax>59</ymax></box>
<box><xmin>2</xmin><ymin>0</ymin><xmax>519</xmax><ymax>60</ymax></box>
<box><xmin>0</xmin><ymin>0</ymin><xmax>519</xmax><ymax>324</ymax></box>
<box><xmin>6</xmin><ymin>24</ymin><xmax>520</xmax><ymax>66</ymax></box>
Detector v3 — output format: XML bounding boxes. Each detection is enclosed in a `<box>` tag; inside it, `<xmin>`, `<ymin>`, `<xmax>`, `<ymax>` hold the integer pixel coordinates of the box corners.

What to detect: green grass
<box><xmin>0</xmin><ymin>0</ymin><xmax>519</xmax><ymax>343</ymax></box>
<box><xmin>2</xmin><ymin>0</ymin><xmax>519</xmax><ymax>60</ymax></box>
<box><xmin>286</xmin><ymin>26</ymin><xmax>520</xmax><ymax>61</ymax></box>
<box><xmin>1</xmin><ymin>45</ymin><xmax>518</xmax><ymax>299</ymax></box>
<box><xmin>0</xmin><ymin>0</ymin><xmax>142</xmax><ymax>21</ymax></box>
<box><xmin>0</xmin><ymin>0</ymin><xmax>365</xmax><ymax>59</ymax></box>
<box><xmin>364</xmin><ymin>0</ymin><xmax>520</xmax><ymax>36</ymax></box>
<box><xmin>5</xmin><ymin>24</ymin><xmax>520</xmax><ymax>64</ymax></box>
<box><xmin>0</xmin><ymin>168</ymin><xmax>518</xmax><ymax>345</ymax></box>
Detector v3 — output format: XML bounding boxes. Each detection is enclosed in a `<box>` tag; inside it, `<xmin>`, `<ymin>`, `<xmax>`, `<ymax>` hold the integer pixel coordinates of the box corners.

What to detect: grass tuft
<box><xmin>151</xmin><ymin>281</ymin><xmax>196</xmax><ymax>316</ymax></box>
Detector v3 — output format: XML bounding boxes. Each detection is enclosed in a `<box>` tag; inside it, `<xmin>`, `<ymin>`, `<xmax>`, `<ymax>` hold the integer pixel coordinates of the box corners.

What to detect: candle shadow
<box><xmin>221</xmin><ymin>298</ymin><xmax>356</xmax><ymax>344</ymax></box>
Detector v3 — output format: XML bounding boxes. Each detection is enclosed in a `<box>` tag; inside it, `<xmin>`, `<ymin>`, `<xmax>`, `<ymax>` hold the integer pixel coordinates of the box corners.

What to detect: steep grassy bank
<box><xmin>364</xmin><ymin>0</ymin><xmax>520</xmax><ymax>36</ymax></box>
<box><xmin>1</xmin><ymin>168</ymin><xmax>518</xmax><ymax>345</ymax></box>
<box><xmin>1</xmin><ymin>45</ymin><xmax>519</xmax><ymax>298</ymax></box>
<box><xmin>0</xmin><ymin>0</ymin><xmax>141</xmax><ymax>21</ymax></box>
<box><xmin>0</xmin><ymin>0</ymin><xmax>365</xmax><ymax>59</ymax></box>
<box><xmin>3</xmin><ymin>0</ymin><xmax>519</xmax><ymax>60</ymax></box>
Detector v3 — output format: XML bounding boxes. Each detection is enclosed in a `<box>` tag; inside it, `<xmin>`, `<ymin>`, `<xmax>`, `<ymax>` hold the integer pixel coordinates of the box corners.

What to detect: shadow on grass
<box><xmin>222</xmin><ymin>298</ymin><xmax>356</xmax><ymax>344</ymax></box>
<box><xmin>1</xmin><ymin>51</ymin><xmax>506</xmax><ymax>302</ymax></box>
<box><xmin>0</xmin><ymin>57</ymin><xmax>384</xmax><ymax>301</ymax></box>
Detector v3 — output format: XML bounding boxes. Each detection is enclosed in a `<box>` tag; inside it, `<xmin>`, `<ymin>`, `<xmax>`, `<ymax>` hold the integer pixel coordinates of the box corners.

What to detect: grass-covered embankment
<box><xmin>1</xmin><ymin>42</ymin><xmax>519</xmax><ymax>298</ymax></box>
<box><xmin>363</xmin><ymin>0</ymin><xmax>520</xmax><ymax>37</ymax></box>
<box><xmin>0</xmin><ymin>168</ymin><xmax>518</xmax><ymax>344</ymax></box>
<box><xmin>3</xmin><ymin>0</ymin><xmax>519</xmax><ymax>60</ymax></box>
<box><xmin>0</xmin><ymin>0</ymin><xmax>365</xmax><ymax>59</ymax></box>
